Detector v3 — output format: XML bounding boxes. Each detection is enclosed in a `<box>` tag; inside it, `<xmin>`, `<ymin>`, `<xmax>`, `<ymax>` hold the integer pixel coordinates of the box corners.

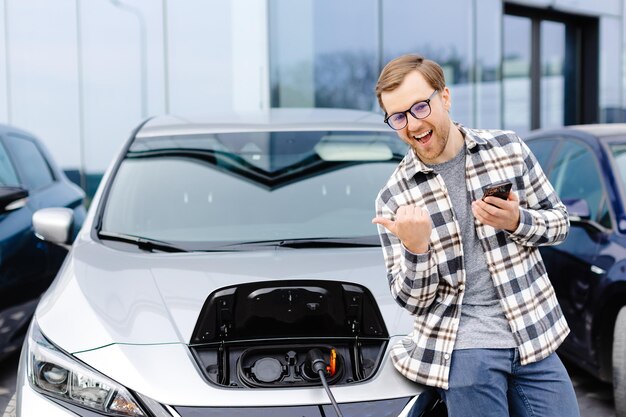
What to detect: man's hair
<box><xmin>375</xmin><ymin>54</ymin><xmax>446</xmax><ymax>113</ymax></box>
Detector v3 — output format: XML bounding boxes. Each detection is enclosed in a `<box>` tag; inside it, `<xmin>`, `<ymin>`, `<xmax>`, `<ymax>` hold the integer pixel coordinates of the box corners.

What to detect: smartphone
<box><xmin>482</xmin><ymin>181</ymin><xmax>512</xmax><ymax>201</ymax></box>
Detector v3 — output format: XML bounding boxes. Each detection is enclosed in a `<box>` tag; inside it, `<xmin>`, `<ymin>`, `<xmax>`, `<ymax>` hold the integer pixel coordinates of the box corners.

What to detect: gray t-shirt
<box><xmin>426</xmin><ymin>144</ymin><xmax>517</xmax><ymax>350</ymax></box>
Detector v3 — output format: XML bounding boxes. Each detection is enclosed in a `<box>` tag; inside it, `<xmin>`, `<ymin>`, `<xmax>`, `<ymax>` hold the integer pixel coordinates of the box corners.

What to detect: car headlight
<box><xmin>26</xmin><ymin>320</ymin><xmax>146</xmax><ymax>416</ymax></box>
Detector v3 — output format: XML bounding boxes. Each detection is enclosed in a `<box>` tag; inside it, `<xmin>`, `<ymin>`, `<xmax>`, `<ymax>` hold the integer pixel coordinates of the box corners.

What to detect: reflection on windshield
<box><xmin>101</xmin><ymin>131</ymin><xmax>405</xmax><ymax>247</ymax></box>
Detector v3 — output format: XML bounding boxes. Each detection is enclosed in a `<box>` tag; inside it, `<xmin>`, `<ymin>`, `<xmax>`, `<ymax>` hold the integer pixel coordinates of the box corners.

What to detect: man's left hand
<box><xmin>472</xmin><ymin>192</ymin><xmax>520</xmax><ymax>232</ymax></box>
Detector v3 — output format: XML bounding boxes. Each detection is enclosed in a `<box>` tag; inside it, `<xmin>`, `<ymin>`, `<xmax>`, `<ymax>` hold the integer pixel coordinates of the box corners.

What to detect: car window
<box><xmin>607</xmin><ymin>142</ymin><xmax>626</xmax><ymax>224</ymax></box>
<box><xmin>5</xmin><ymin>134</ymin><xmax>54</xmax><ymax>190</ymax></box>
<box><xmin>549</xmin><ymin>140</ymin><xmax>610</xmax><ymax>228</ymax></box>
<box><xmin>0</xmin><ymin>140</ymin><xmax>20</xmax><ymax>187</ymax></box>
<box><xmin>101</xmin><ymin>130</ymin><xmax>405</xmax><ymax>248</ymax></box>
<box><xmin>526</xmin><ymin>137</ymin><xmax>559</xmax><ymax>172</ymax></box>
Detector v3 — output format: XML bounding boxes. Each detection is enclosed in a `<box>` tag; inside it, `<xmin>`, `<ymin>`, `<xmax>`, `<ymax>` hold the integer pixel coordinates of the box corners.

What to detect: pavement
<box><xmin>0</xmin><ymin>352</ymin><xmax>17</xmax><ymax>415</ymax></box>
<box><xmin>0</xmin><ymin>352</ymin><xmax>617</xmax><ymax>416</ymax></box>
<box><xmin>566</xmin><ymin>358</ymin><xmax>616</xmax><ymax>417</ymax></box>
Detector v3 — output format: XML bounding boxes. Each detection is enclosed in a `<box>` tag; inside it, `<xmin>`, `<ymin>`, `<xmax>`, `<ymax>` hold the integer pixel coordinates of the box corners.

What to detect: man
<box><xmin>372</xmin><ymin>54</ymin><xmax>580</xmax><ymax>416</ymax></box>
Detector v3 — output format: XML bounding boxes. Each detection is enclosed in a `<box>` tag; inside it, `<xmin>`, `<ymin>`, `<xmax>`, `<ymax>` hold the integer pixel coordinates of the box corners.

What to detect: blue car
<box><xmin>0</xmin><ymin>124</ymin><xmax>85</xmax><ymax>362</ymax></box>
<box><xmin>525</xmin><ymin>124</ymin><xmax>626</xmax><ymax>417</ymax></box>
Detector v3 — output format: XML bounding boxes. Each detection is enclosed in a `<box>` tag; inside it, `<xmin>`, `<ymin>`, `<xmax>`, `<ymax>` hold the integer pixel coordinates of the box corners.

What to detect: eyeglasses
<box><xmin>384</xmin><ymin>89</ymin><xmax>438</xmax><ymax>130</ymax></box>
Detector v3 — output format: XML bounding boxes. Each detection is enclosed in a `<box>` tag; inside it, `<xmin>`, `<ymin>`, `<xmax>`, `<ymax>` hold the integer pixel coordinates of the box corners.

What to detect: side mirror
<box><xmin>32</xmin><ymin>207</ymin><xmax>75</xmax><ymax>249</ymax></box>
<box><xmin>0</xmin><ymin>186</ymin><xmax>28</xmax><ymax>213</ymax></box>
<box><xmin>562</xmin><ymin>198</ymin><xmax>591</xmax><ymax>222</ymax></box>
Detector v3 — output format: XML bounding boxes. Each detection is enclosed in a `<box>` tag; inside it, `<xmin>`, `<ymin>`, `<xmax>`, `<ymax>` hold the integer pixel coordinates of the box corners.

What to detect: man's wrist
<box><xmin>405</xmin><ymin>242</ymin><xmax>429</xmax><ymax>254</ymax></box>
<box><xmin>506</xmin><ymin>210</ymin><xmax>521</xmax><ymax>232</ymax></box>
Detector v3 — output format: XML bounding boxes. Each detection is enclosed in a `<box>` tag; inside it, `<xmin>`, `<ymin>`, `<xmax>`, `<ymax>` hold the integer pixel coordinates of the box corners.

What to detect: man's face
<box><xmin>381</xmin><ymin>71</ymin><xmax>454</xmax><ymax>165</ymax></box>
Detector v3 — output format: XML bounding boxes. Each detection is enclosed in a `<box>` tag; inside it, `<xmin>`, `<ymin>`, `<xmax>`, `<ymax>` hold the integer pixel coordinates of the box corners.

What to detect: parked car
<box><xmin>0</xmin><ymin>124</ymin><xmax>85</xmax><ymax>362</ymax></box>
<box><xmin>8</xmin><ymin>109</ymin><xmax>446</xmax><ymax>417</ymax></box>
<box><xmin>525</xmin><ymin>124</ymin><xmax>626</xmax><ymax>417</ymax></box>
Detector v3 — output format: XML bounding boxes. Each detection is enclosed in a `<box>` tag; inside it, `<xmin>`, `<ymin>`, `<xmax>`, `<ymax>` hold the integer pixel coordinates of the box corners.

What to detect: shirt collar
<box><xmin>403</xmin><ymin>122</ymin><xmax>487</xmax><ymax>178</ymax></box>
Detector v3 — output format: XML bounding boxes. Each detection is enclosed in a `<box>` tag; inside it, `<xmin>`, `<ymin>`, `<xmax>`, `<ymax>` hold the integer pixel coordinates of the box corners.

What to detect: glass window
<box><xmin>608</xmin><ymin>142</ymin><xmax>626</xmax><ymax>214</ymax></box>
<box><xmin>4</xmin><ymin>1</ymin><xmax>82</xmax><ymax>171</ymax></box>
<box><xmin>540</xmin><ymin>21</ymin><xmax>565</xmax><ymax>129</ymax></box>
<box><xmin>503</xmin><ymin>15</ymin><xmax>532</xmax><ymax>135</ymax></box>
<box><xmin>475</xmin><ymin>0</ymin><xmax>502</xmax><ymax>128</ymax></box>
<box><xmin>549</xmin><ymin>140</ymin><xmax>607</xmax><ymax>226</ymax></box>
<box><xmin>167</xmin><ymin>2</ymin><xmax>233</xmax><ymax>114</ymax></box>
<box><xmin>102</xmin><ymin>130</ymin><xmax>405</xmax><ymax>249</ymax></box>
<box><xmin>600</xmin><ymin>17</ymin><xmax>622</xmax><ymax>122</ymax></box>
<box><xmin>0</xmin><ymin>141</ymin><xmax>20</xmax><ymax>187</ymax></box>
<box><xmin>5</xmin><ymin>135</ymin><xmax>54</xmax><ymax>190</ymax></box>
<box><xmin>382</xmin><ymin>0</ymin><xmax>473</xmax><ymax>124</ymax></box>
<box><xmin>597</xmin><ymin>197</ymin><xmax>611</xmax><ymax>229</ymax></box>
<box><xmin>526</xmin><ymin>137</ymin><xmax>559</xmax><ymax>171</ymax></box>
<box><xmin>504</xmin><ymin>7</ymin><xmax>598</xmax><ymax>129</ymax></box>
<box><xmin>269</xmin><ymin>0</ymin><xmax>378</xmax><ymax>110</ymax></box>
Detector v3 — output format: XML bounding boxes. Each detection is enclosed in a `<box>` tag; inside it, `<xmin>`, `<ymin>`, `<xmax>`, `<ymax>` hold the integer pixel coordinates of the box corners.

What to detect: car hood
<box><xmin>36</xmin><ymin>237</ymin><xmax>414</xmax><ymax>353</ymax></box>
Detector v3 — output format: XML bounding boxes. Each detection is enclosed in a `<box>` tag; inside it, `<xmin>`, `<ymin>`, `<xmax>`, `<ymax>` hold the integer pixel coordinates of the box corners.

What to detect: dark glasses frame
<box><xmin>384</xmin><ymin>89</ymin><xmax>438</xmax><ymax>130</ymax></box>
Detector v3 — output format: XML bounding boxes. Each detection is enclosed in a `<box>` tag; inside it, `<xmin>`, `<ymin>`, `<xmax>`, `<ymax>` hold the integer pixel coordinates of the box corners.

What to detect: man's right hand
<box><xmin>372</xmin><ymin>205</ymin><xmax>432</xmax><ymax>254</ymax></box>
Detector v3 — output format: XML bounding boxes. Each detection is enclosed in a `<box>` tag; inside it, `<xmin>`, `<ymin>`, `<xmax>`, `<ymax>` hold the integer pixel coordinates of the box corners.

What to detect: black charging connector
<box><xmin>306</xmin><ymin>348</ymin><xmax>327</xmax><ymax>374</ymax></box>
<box><xmin>306</xmin><ymin>349</ymin><xmax>344</xmax><ymax>417</ymax></box>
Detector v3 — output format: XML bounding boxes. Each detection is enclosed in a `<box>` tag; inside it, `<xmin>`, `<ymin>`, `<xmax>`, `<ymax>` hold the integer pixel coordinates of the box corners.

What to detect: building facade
<box><xmin>0</xmin><ymin>0</ymin><xmax>624</xmax><ymax>192</ymax></box>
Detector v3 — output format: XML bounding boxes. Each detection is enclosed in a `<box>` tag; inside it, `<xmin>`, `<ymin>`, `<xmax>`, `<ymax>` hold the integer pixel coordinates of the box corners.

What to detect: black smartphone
<box><xmin>482</xmin><ymin>181</ymin><xmax>512</xmax><ymax>201</ymax></box>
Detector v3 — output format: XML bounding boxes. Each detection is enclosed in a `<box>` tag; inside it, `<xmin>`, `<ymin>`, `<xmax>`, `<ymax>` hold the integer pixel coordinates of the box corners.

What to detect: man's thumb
<box><xmin>372</xmin><ymin>216</ymin><xmax>394</xmax><ymax>232</ymax></box>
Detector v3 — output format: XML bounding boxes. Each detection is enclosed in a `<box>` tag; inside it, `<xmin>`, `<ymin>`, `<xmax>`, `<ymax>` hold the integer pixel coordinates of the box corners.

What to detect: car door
<box><xmin>528</xmin><ymin>136</ymin><xmax>611</xmax><ymax>362</ymax></box>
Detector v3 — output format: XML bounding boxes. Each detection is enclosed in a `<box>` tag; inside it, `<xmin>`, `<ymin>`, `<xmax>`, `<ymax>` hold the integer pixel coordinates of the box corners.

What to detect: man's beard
<box><xmin>412</xmin><ymin>118</ymin><xmax>451</xmax><ymax>164</ymax></box>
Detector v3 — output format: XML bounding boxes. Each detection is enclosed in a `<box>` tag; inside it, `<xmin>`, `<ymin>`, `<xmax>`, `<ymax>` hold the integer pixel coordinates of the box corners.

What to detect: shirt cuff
<box><xmin>402</xmin><ymin>243</ymin><xmax>431</xmax><ymax>272</ymax></box>
<box><xmin>509</xmin><ymin>207</ymin><xmax>535</xmax><ymax>240</ymax></box>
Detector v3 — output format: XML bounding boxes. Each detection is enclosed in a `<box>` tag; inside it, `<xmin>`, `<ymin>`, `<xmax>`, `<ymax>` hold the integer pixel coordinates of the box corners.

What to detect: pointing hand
<box><xmin>372</xmin><ymin>205</ymin><xmax>432</xmax><ymax>254</ymax></box>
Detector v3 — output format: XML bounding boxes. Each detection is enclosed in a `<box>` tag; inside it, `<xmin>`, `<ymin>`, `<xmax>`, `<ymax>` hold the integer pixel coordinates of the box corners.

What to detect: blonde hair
<box><xmin>375</xmin><ymin>54</ymin><xmax>446</xmax><ymax>113</ymax></box>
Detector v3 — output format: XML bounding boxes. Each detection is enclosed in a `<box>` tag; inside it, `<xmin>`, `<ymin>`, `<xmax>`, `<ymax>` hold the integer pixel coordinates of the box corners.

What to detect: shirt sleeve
<box><xmin>375</xmin><ymin>194</ymin><xmax>440</xmax><ymax>315</ymax></box>
<box><xmin>507</xmin><ymin>136</ymin><xmax>570</xmax><ymax>246</ymax></box>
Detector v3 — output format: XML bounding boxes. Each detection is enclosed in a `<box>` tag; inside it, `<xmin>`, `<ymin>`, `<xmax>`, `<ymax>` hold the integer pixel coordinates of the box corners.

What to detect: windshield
<box><xmin>100</xmin><ymin>130</ymin><xmax>405</xmax><ymax>249</ymax></box>
<box><xmin>610</xmin><ymin>142</ymin><xmax>626</xmax><ymax>201</ymax></box>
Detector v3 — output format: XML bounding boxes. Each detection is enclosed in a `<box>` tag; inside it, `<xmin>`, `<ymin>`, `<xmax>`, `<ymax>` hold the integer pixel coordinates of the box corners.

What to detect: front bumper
<box><xmin>16</xmin><ymin>381</ymin><xmax>421</xmax><ymax>417</ymax></box>
<box><xmin>14</xmin><ymin>336</ymin><xmax>426</xmax><ymax>416</ymax></box>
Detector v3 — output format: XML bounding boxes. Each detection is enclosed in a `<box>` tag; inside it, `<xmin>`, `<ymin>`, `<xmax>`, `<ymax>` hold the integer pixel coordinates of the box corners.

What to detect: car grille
<box><xmin>173</xmin><ymin>397</ymin><xmax>412</xmax><ymax>416</ymax></box>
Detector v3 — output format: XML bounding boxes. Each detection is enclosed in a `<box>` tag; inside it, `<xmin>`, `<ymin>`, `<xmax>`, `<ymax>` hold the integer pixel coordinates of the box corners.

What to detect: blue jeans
<box><xmin>417</xmin><ymin>348</ymin><xmax>580</xmax><ymax>417</ymax></box>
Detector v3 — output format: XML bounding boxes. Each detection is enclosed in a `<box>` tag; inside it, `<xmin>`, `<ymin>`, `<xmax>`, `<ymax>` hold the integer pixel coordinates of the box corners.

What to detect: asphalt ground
<box><xmin>0</xmin><ymin>352</ymin><xmax>617</xmax><ymax>416</ymax></box>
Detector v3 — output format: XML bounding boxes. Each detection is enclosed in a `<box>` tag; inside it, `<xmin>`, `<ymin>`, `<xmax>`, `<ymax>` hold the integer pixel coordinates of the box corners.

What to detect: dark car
<box><xmin>525</xmin><ymin>124</ymin><xmax>626</xmax><ymax>417</ymax></box>
<box><xmin>0</xmin><ymin>124</ymin><xmax>85</xmax><ymax>362</ymax></box>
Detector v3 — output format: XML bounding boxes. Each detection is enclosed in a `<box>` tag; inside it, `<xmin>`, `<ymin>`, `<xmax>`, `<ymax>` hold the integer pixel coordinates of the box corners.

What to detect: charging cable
<box><xmin>306</xmin><ymin>349</ymin><xmax>344</xmax><ymax>417</ymax></box>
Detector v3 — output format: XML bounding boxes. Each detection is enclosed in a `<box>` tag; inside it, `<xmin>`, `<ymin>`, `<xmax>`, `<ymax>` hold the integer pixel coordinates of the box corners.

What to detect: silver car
<box><xmin>7</xmin><ymin>109</ymin><xmax>443</xmax><ymax>417</ymax></box>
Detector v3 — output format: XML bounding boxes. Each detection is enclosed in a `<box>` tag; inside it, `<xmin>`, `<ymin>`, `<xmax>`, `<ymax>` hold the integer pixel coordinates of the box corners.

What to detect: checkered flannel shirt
<box><xmin>375</xmin><ymin>124</ymin><xmax>570</xmax><ymax>389</ymax></box>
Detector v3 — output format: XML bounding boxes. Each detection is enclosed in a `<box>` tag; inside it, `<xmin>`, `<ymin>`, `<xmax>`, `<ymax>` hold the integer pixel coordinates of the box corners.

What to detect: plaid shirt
<box><xmin>375</xmin><ymin>124</ymin><xmax>570</xmax><ymax>389</ymax></box>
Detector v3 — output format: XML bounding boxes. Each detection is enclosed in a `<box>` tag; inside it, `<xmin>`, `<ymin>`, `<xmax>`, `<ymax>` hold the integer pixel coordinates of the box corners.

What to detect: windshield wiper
<box><xmin>98</xmin><ymin>231</ymin><xmax>188</xmax><ymax>253</ymax></box>
<box><xmin>277</xmin><ymin>237</ymin><xmax>380</xmax><ymax>248</ymax></box>
<box><xmin>224</xmin><ymin>237</ymin><xmax>381</xmax><ymax>249</ymax></box>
